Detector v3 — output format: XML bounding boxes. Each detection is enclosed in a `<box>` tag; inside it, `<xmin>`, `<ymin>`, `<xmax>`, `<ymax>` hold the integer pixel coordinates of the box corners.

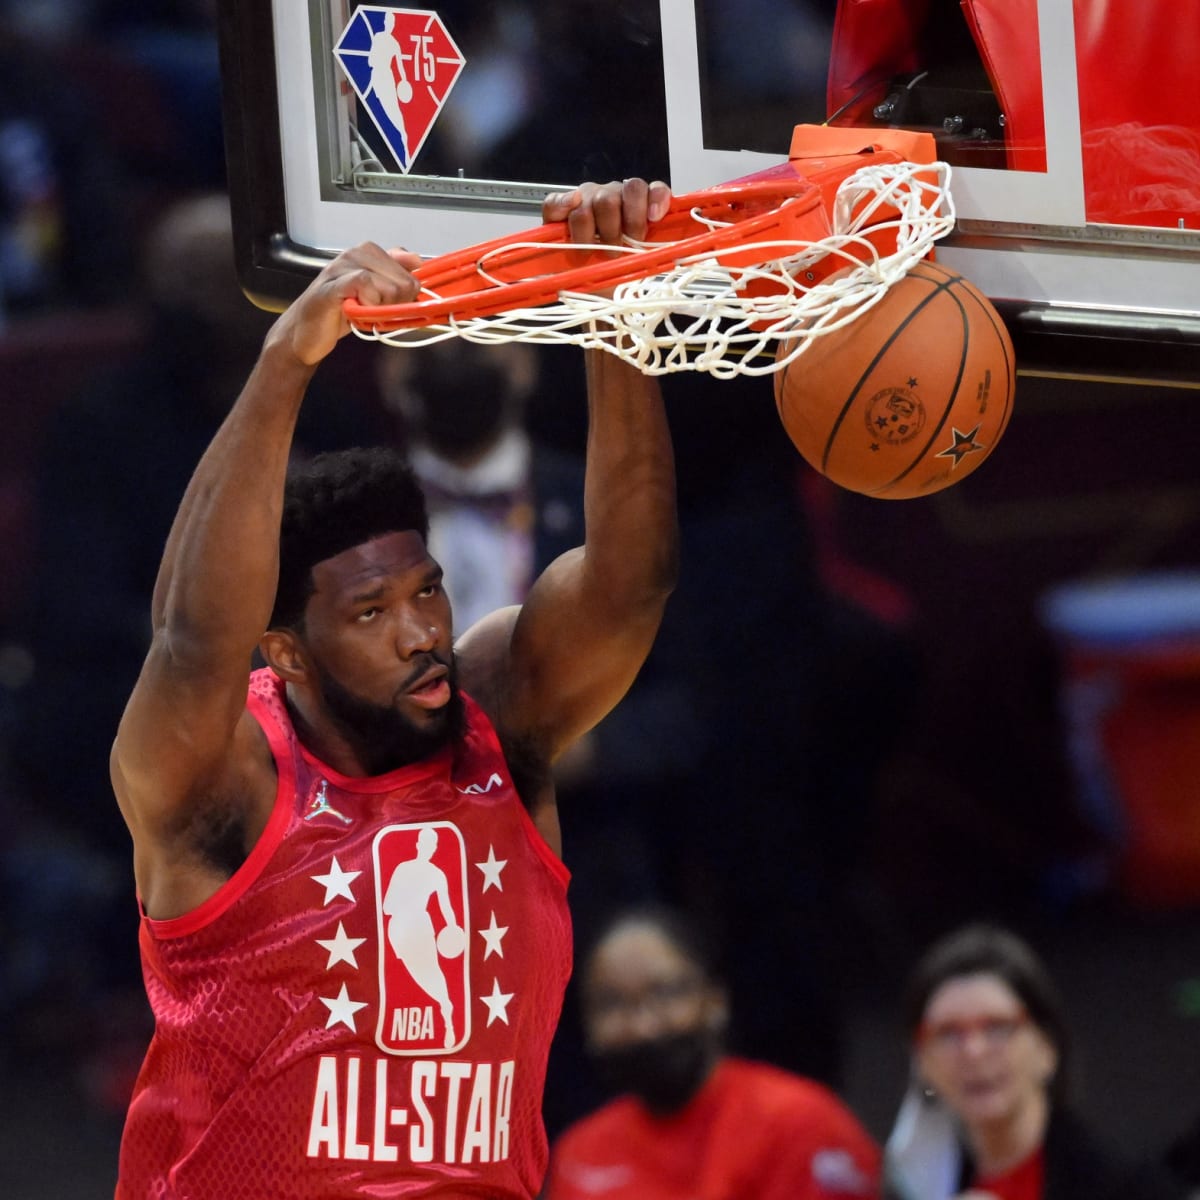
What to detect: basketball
<box><xmin>437</xmin><ymin>924</ymin><xmax>466</xmax><ymax>959</ymax></box>
<box><xmin>773</xmin><ymin>260</ymin><xmax>1015</xmax><ymax>499</ymax></box>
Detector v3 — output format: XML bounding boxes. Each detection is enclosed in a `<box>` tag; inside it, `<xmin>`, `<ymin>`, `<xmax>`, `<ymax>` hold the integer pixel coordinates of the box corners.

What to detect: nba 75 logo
<box><xmin>334</xmin><ymin>6</ymin><xmax>466</xmax><ymax>173</ymax></box>
<box><xmin>373</xmin><ymin>823</ymin><xmax>471</xmax><ymax>1054</ymax></box>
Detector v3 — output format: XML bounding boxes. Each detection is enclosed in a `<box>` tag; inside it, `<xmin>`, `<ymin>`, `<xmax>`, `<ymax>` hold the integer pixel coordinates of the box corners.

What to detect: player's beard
<box><xmin>313</xmin><ymin>652</ymin><xmax>466</xmax><ymax>776</ymax></box>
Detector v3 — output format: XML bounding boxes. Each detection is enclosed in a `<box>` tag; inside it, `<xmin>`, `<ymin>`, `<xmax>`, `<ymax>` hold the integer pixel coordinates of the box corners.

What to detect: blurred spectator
<box><xmin>884</xmin><ymin>923</ymin><xmax>1186</xmax><ymax>1200</ymax></box>
<box><xmin>542</xmin><ymin>903</ymin><xmax>881</xmax><ymax>1200</ymax></box>
<box><xmin>375</xmin><ymin>339</ymin><xmax>582</xmax><ymax>632</ymax></box>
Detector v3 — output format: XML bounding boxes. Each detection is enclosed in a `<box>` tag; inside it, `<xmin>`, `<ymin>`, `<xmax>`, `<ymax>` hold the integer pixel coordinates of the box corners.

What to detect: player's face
<box><xmin>302</xmin><ymin>531</ymin><xmax>463</xmax><ymax>773</ymax></box>
<box><xmin>582</xmin><ymin>924</ymin><xmax>723</xmax><ymax>1053</ymax></box>
<box><xmin>915</xmin><ymin>972</ymin><xmax>1058</xmax><ymax>1136</ymax></box>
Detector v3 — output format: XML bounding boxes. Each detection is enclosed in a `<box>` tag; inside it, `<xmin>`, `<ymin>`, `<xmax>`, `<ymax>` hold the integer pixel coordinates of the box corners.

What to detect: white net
<box><xmin>351</xmin><ymin>160</ymin><xmax>956</xmax><ymax>378</ymax></box>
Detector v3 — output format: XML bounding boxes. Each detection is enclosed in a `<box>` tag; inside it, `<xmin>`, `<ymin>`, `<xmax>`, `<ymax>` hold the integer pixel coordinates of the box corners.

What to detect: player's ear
<box><xmin>260</xmin><ymin>629</ymin><xmax>309</xmax><ymax>683</ymax></box>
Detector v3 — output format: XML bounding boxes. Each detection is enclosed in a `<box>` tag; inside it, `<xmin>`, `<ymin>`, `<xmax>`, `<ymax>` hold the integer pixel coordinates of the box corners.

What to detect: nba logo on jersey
<box><xmin>334</xmin><ymin>6</ymin><xmax>466</xmax><ymax>173</ymax></box>
<box><xmin>373</xmin><ymin>822</ymin><xmax>471</xmax><ymax>1055</ymax></box>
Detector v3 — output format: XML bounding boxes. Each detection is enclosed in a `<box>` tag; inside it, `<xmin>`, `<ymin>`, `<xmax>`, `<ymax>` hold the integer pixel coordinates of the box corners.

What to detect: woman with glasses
<box><xmin>885</xmin><ymin>923</ymin><xmax>1186</xmax><ymax>1200</ymax></box>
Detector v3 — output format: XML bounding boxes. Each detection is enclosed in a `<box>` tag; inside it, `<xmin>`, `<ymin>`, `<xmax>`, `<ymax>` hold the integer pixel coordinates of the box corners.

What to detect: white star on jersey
<box><xmin>478</xmin><ymin>912</ymin><xmax>508</xmax><ymax>960</ymax></box>
<box><xmin>475</xmin><ymin>845</ymin><xmax>507</xmax><ymax>893</ymax></box>
<box><xmin>315</xmin><ymin>921</ymin><xmax>367</xmax><ymax>969</ymax></box>
<box><xmin>321</xmin><ymin>982</ymin><xmax>368</xmax><ymax>1031</ymax></box>
<box><xmin>312</xmin><ymin>856</ymin><xmax>361</xmax><ymax>905</ymax></box>
<box><xmin>480</xmin><ymin>977</ymin><xmax>514</xmax><ymax>1026</ymax></box>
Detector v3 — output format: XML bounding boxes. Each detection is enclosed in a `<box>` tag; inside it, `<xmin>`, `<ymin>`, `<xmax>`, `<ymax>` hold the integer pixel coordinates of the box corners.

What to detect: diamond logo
<box><xmin>334</xmin><ymin>6</ymin><xmax>466</xmax><ymax>173</ymax></box>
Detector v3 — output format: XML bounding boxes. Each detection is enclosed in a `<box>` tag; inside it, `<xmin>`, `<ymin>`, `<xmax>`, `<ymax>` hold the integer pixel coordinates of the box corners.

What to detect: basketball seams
<box><xmin>816</xmin><ymin>268</ymin><xmax>953</xmax><ymax>474</ymax></box>
<box><xmin>960</xmin><ymin>282</ymin><xmax>1016</xmax><ymax>441</ymax></box>
<box><xmin>929</xmin><ymin>258</ymin><xmax>1016</xmax><ymax>413</ymax></box>
<box><xmin>872</xmin><ymin>279</ymin><xmax>972</xmax><ymax>494</ymax></box>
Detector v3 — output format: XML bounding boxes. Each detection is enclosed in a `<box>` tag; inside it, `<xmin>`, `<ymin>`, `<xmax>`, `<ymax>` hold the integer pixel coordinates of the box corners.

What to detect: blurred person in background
<box><xmin>885</xmin><ymin>923</ymin><xmax>1186</xmax><ymax>1200</ymax></box>
<box><xmin>543</xmin><ymin>904</ymin><xmax>881</xmax><ymax>1200</ymax></box>
<box><xmin>375</xmin><ymin>340</ymin><xmax>582</xmax><ymax>633</ymax></box>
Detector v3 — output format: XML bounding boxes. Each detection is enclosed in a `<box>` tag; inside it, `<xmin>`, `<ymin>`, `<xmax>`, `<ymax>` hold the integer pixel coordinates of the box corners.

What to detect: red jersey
<box><xmin>543</xmin><ymin>1057</ymin><xmax>881</xmax><ymax>1200</ymax></box>
<box><xmin>976</xmin><ymin>1146</ymin><xmax>1045</xmax><ymax>1200</ymax></box>
<box><xmin>117</xmin><ymin>668</ymin><xmax>572</xmax><ymax>1199</ymax></box>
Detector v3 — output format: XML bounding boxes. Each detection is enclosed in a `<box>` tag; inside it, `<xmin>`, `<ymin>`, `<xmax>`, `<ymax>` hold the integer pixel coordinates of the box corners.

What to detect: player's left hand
<box><xmin>542</xmin><ymin>178</ymin><xmax>672</xmax><ymax>245</ymax></box>
<box><xmin>268</xmin><ymin>242</ymin><xmax>422</xmax><ymax>367</ymax></box>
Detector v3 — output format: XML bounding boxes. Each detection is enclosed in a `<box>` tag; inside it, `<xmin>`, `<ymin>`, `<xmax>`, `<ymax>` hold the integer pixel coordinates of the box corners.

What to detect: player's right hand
<box><xmin>270</xmin><ymin>242</ymin><xmax>422</xmax><ymax>367</ymax></box>
<box><xmin>542</xmin><ymin>178</ymin><xmax>671</xmax><ymax>245</ymax></box>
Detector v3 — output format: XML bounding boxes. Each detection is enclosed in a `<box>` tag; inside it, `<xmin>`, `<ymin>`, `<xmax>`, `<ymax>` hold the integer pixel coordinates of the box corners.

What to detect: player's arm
<box><xmin>111</xmin><ymin>245</ymin><xmax>420</xmax><ymax>900</ymax></box>
<box><xmin>458</xmin><ymin>181</ymin><xmax>679</xmax><ymax>771</ymax></box>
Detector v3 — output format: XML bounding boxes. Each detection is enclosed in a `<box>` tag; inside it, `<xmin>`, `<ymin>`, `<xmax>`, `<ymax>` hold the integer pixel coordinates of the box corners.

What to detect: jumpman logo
<box><xmin>381</xmin><ymin>827</ymin><xmax>465</xmax><ymax>1049</ymax></box>
<box><xmin>304</xmin><ymin>781</ymin><xmax>352</xmax><ymax>824</ymax></box>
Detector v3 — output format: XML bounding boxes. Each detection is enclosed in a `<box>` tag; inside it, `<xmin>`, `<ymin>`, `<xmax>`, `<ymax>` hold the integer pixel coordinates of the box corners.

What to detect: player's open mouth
<box><xmin>407</xmin><ymin>669</ymin><xmax>450</xmax><ymax>709</ymax></box>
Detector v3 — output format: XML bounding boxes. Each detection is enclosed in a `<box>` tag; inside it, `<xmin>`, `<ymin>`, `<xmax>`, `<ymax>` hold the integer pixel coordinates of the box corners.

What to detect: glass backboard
<box><xmin>217</xmin><ymin>0</ymin><xmax>1200</xmax><ymax>382</ymax></box>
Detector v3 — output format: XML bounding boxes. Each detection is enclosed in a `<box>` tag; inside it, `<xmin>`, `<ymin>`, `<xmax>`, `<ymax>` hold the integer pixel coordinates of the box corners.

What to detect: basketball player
<box><xmin>111</xmin><ymin>178</ymin><xmax>675</xmax><ymax>1198</ymax></box>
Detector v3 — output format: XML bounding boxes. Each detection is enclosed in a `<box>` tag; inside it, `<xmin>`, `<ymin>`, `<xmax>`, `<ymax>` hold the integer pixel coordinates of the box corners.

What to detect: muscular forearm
<box><xmin>149</xmin><ymin>244</ymin><xmax>420</xmax><ymax>669</ymax></box>
<box><xmin>150</xmin><ymin>341</ymin><xmax>317</xmax><ymax>665</ymax></box>
<box><xmin>581</xmin><ymin>349</ymin><xmax>679</xmax><ymax>606</ymax></box>
<box><xmin>454</xmin><ymin>190</ymin><xmax>678</xmax><ymax>765</ymax></box>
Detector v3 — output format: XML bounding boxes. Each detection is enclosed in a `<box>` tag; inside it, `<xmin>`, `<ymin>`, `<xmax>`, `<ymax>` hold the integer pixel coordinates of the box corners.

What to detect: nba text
<box><xmin>391</xmin><ymin>1005</ymin><xmax>435</xmax><ymax>1042</ymax></box>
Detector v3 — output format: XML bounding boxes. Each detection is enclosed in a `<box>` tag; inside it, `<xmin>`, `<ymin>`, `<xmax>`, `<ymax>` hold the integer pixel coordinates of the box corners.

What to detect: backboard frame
<box><xmin>217</xmin><ymin>0</ymin><xmax>1200</xmax><ymax>383</ymax></box>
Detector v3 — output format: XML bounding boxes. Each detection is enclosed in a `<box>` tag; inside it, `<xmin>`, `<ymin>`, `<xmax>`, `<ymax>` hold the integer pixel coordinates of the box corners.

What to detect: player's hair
<box><xmin>271</xmin><ymin>446</ymin><xmax>429</xmax><ymax>630</ymax></box>
<box><xmin>584</xmin><ymin>903</ymin><xmax>724</xmax><ymax>984</ymax></box>
<box><xmin>902</xmin><ymin>922</ymin><xmax>1073</xmax><ymax>1103</ymax></box>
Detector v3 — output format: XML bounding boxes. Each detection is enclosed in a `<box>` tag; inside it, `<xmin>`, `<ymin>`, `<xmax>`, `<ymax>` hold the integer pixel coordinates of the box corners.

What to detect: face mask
<box><xmin>409</xmin><ymin>360</ymin><xmax>510</xmax><ymax>459</ymax></box>
<box><xmin>588</xmin><ymin>1028</ymin><xmax>719</xmax><ymax>1114</ymax></box>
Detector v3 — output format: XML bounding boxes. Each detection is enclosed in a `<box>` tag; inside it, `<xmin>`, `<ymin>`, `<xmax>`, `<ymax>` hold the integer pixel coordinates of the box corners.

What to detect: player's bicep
<box><xmin>492</xmin><ymin>549</ymin><xmax>666</xmax><ymax>756</ymax></box>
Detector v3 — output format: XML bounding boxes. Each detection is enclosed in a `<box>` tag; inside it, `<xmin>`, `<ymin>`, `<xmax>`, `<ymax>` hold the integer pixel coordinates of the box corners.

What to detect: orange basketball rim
<box><xmin>342</xmin><ymin>126</ymin><xmax>945</xmax><ymax>334</ymax></box>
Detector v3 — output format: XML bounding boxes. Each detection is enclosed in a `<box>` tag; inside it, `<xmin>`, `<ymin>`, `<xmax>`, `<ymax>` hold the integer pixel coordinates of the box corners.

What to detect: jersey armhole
<box><xmin>143</xmin><ymin>699</ymin><xmax>296</xmax><ymax>939</ymax></box>
<box><xmin>515</xmin><ymin>798</ymin><xmax>570</xmax><ymax>890</ymax></box>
